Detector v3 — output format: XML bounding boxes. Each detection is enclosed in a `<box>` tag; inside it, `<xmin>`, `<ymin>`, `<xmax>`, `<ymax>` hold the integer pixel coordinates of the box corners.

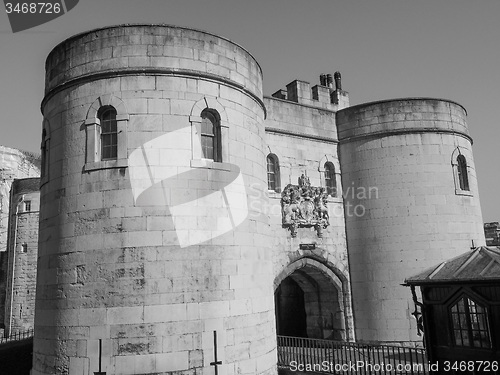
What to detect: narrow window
<box><xmin>21</xmin><ymin>243</ymin><xmax>27</xmax><ymax>253</ymax></box>
<box><xmin>41</xmin><ymin>128</ymin><xmax>49</xmax><ymax>180</ymax></box>
<box><xmin>24</xmin><ymin>201</ymin><xmax>31</xmax><ymax>212</ymax></box>
<box><xmin>324</xmin><ymin>162</ymin><xmax>337</xmax><ymax>197</ymax></box>
<box><xmin>450</xmin><ymin>296</ymin><xmax>491</xmax><ymax>348</ymax></box>
<box><xmin>457</xmin><ymin>155</ymin><xmax>469</xmax><ymax>191</ymax></box>
<box><xmin>99</xmin><ymin>106</ymin><xmax>118</xmax><ymax>160</ymax></box>
<box><xmin>200</xmin><ymin>109</ymin><xmax>221</xmax><ymax>162</ymax></box>
<box><xmin>267</xmin><ymin>154</ymin><xmax>280</xmax><ymax>192</ymax></box>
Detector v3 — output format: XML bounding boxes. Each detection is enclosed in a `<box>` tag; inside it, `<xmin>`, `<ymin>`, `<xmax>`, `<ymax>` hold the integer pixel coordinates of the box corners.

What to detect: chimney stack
<box><xmin>334</xmin><ymin>71</ymin><xmax>342</xmax><ymax>91</ymax></box>
<box><xmin>320</xmin><ymin>74</ymin><xmax>328</xmax><ymax>87</ymax></box>
<box><xmin>326</xmin><ymin>74</ymin><xmax>334</xmax><ymax>89</ymax></box>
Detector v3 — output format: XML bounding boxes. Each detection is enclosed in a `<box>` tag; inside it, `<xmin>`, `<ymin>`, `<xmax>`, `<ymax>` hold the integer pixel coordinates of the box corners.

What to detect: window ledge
<box><xmin>84</xmin><ymin>159</ymin><xmax>128</xmax><ymax>172</ymax></box>
<box><xmin>455</xmin><ymin>189</ymin><xmax>473</xmax><ymax>197</ymax></box>
<box><xmin>268</xmin><ymin>191</ymin><xmax>281</xmax><ymax>199</ymax></box>
<box><xmin>190</xmin><ymin>159</ymin><xmax>231</xmax><ymax>171</ymax></box>
<box><xmin>327</xmin><ymin>196</ymin><xmax>343</xmax><ymax>203</ymax></box>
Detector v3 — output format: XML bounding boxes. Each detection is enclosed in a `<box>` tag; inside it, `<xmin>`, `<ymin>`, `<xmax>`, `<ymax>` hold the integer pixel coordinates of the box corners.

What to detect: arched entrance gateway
<box><xmin>274</xmin><ymin>258</ymin><xmax>351</xmax><ymax>341</ymax></box>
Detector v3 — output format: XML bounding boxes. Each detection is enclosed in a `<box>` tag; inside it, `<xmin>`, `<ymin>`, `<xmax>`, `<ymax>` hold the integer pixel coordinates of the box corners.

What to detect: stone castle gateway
<box><xmin>31</xmin><ymin>24</ymin><xmax>484</xmax><ymax>374</ymax></box>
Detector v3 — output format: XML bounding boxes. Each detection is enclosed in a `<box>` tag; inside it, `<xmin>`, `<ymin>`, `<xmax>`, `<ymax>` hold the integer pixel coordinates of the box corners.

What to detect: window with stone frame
<box><xmin>84</xmin><ymin>95</ymin><xmax>128</xmax><ymax>172</ymax></box>
<box><xmin>267</xmin><ymin>153</ymin><xmax>280</xmax><ymax>193</ymax></box>
<box><xmin>324</xmin><ymin>162</ymin><xmax>337</xmax><ymax>197</ymax></box>
<box><xmin>99</xmin><ymin>106</ymin><xmax>118</xmax><ymax>161</ymax></box>
<box><xmin>457</xmin><ymin>154</ymin><xmax>470</xmax><ymax>191</ymax></box>
<box><xmin>200</xmin><ymin>109</ymin><xmax>222</xmax><ymax>162</ymax></box>
<box><xmin>24</xmin><ymin>201</ymin><xmax>31</xmax><ymax>212</ymax></box>
<box><xmin>450</xmin><ymin>295</ymin><xmax>491</xmax><ymax>349</ymax></box>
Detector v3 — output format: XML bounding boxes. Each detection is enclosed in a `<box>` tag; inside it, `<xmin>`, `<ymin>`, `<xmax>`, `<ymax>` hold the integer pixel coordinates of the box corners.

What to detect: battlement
<box><xmin>271</xmin><ymin>72</ymin><xmax>349</xmax><ymax>110</ymax></box>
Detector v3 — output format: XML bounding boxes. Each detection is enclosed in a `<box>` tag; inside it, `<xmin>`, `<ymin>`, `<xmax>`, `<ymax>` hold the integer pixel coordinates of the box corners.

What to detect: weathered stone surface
<box><xmin>35</xmin><ymin>24</ymin><xmax>275</xmax><ymax>375</ymax></box>
<box><xmin>337</xmin><ymin>98</ymin><xmax>485</xmax><ymax>343</ymax></box>
<box><xmin>0</xmin><ymin>149</ymin><xmax>40</xmax><ymax>336</ymax></box>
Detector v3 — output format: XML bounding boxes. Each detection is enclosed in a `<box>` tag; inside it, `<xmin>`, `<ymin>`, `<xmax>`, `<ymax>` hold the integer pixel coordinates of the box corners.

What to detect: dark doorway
<box><xmin>275</xmin><ymin>264</ymin><xmax>346</xmax><ymax>340</ymax></box>
<box><xmin>275</xmin><ymin>277</ymin><xmax>307</xmax><ymax>337</ymax></box>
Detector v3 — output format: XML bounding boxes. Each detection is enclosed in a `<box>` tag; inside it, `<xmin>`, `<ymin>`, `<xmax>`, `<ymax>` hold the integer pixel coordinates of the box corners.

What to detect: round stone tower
<box><xmin>35</xmin><ymin>25</ymin><xmax>276</xmax><ymax>374</ymax></box>
<box><xmin>336</xmin><ymin>98</ymin><xmax>485</xmax><ymax>344</ymax></box>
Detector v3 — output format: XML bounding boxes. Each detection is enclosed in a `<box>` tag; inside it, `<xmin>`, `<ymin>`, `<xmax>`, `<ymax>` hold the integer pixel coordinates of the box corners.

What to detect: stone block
<box><xmin>134</xmin><ymin>353</ymin><xmax>157</xmax><ymax>373</ymax></box>
<box><xmin>114</xmin><ymin>355</ymin><xmax>136</xmax><ymax>374</ymax></box>
<box><xmin>69</xmin><ymin>357</ymin><xmax>89</xmax><ymax>375</ymax></box>
<box><xmin>197</xmin><ymin>79</ymin><xmax>219</xmax><ymax>97</ymax></box>
<box><xmin>155</xmin><ymin>351</ymin><xmax>189</xmax><ymax>372</ymax></box>
<box><xmin>170</xmin><ymin>99</ymin><xmax>195</xmax><ymax>116</ymax></box>
<box><xmin>144</xmin><ymin>303</ymin><xmax>187</xmax><ymax>322</ymax></box>
<box><xmin>148</xmin><ymin>98</ymin><xmax>171</xmax><ymax>114</ymax></box>
<box><xmin>107</xmin><ymin>306</ymin><xmax>144</xmax><ymax>324</ymax></box>
<box><xmin>121</xmin><ymin>76</ymin><xmax>156</xmax><ymax>92</ymax></box>
<box><xmin>126</xmin><ymin>231</ymin><xmax>162</xmax><ymax>247</ymax></box>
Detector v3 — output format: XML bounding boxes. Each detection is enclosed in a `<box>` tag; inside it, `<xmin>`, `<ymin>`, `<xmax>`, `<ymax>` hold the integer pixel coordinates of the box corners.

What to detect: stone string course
<box><xmin>0</xmin><ymin>24</ymin><xmax>484</xmax><ymax>375</ymax></box>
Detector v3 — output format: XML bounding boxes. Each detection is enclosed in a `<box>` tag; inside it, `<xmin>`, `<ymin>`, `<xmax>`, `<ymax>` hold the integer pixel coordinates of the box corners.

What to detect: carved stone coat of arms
<box><xmin>281</xmin><ymin>174</ymin><xmax>330</xmax><ymax>237</ymax></box>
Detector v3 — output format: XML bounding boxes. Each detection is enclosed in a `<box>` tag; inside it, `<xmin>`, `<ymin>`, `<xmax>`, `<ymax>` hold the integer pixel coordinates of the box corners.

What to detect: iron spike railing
<box><xmin>0</xmin><ymin>328</ymin><xmax>34</xmax><ymax>344</ymax></box>
<box><xmin>277</xmin><ymin>335</ymin><xmax>428</xmax><ymax>375</ymax></box>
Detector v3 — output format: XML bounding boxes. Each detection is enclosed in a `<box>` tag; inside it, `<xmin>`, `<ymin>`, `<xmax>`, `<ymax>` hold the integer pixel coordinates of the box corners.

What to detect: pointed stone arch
<box><xmin>274</xmin><ymin>256</ymin><xmax>354</xmax><ymax>341</ymax></box>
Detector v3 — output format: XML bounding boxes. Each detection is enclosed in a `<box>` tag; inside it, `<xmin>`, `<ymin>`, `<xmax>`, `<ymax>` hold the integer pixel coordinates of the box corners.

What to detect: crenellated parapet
<box><xmin>271</xmin><ymin>72</ymin><xmax>349</xmax><ymax>110</ymax></box>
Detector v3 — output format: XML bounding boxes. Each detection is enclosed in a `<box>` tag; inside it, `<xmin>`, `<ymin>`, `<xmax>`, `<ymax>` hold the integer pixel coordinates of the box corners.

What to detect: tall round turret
<box><xmin>35</xmin><ymin>25</ymin><xmax>276</xmax><ymax>374</ymax></box>
<box><xmin>337</xmin><ymin>98</ymin><xmax>485</xmax><ymax>343</ymax></box>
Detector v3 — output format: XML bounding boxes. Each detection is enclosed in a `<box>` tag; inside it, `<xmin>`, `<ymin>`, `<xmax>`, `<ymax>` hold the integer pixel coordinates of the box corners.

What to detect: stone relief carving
<box><xmin>281</xmin><ymin>174</ymin><xmax>329</xmax><ymax>238</ymax></box>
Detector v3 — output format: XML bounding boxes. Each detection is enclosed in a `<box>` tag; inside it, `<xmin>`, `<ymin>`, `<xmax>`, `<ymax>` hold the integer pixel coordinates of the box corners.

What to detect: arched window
<box><xmin>267</xmin><ymin>154</ymin><xmax>280</xmax><ymax>192</ymax></box>
<box><xmin>99</xmin><ymin>106</ymin><xmax>118</xmax><ymax>160</ymax></box>
<box><xmin>457</xmin><ymin>155</ymin><xmax>469</xmax><ymax>191</ymax></box>
<box><xmin>450</xmin><ymin>296</ymin><xmax>491</xmax><ymax>348</ymax></box>
<box><xmin>200</xmin><ymin>109</ymin><xmax>221</xmax><ymax>162</ymax></box>
<box><xmin>324</xmin><ymin>162</ymin><xmax>337</xmax><ymax>197</ymax></box>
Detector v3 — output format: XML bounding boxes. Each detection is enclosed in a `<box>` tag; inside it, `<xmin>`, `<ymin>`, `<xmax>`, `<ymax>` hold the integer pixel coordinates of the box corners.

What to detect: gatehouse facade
<box><xmin>0</xmin><ymin>24</ymin><xmax>487</xmax><ymax>374</ymax></box>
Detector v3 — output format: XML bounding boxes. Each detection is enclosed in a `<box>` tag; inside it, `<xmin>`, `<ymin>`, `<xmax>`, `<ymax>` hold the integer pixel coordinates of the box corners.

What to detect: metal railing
<box><xmin>0</xmin><ymin>329</ymin><xmax>34</xmax><ymax>344</ymax></box>
<box><xmin>277</xmin><ymin>335</ymin><xmax>428</xmax><ymax>374</ymax></box>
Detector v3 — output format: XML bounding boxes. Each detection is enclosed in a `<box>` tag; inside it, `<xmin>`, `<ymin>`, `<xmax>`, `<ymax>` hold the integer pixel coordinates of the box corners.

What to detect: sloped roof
<box><xmin>405</xmin><ymin>246</ymin><xmax>500</xmax><ymax>285</ymax></box>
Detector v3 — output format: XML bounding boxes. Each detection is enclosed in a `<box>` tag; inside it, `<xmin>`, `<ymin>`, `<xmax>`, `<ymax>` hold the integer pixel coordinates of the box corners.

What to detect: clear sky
<box><xmin>1</xmin><ymin>0</ymin><xmax>499</xmax><ymax>221</ymax></box>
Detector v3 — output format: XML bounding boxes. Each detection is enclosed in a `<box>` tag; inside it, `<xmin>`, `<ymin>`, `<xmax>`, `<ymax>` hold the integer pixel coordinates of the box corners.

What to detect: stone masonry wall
<box><xmin>264</xmin><ymin>96</ymin><xmax>354</xmax><ymax>341</ymax></box>
<box><xmin>4</xmin><ymin>181</ymin><xmax>39</xmax><ymax>335</ymax></box>
<box><xmin>34</xmin><ymin>25</ymin><xmax>276</xmax><ymax>375</ymax></box>
<box><xmin>337</xmin><ymin>98</ymin><xmax>485</xmax><ymax>344</ymax></box>
<box><xmin>0</xmin><ymin>147</ymin><xmax>40</xmax><ymax>335</ymax></box>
